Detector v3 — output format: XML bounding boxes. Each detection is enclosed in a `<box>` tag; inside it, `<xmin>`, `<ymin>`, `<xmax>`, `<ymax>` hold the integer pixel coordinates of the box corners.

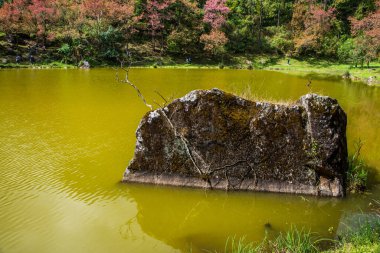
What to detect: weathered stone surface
<box><xmin>123</xmin><ymin>88</ymin><xmax>348</xmax><ymax>197</ymax></box>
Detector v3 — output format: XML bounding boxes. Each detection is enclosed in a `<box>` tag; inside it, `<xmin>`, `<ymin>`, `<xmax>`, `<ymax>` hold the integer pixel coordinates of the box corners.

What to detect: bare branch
<box><xmin>116</xmin><ymin>59</ymin><xmax>153</xmax><ymax>110</ymax></box>
<box><xmin>154</xmin><ymin>90</ymin><xmax>168</xmax><ymax>106</ymax></box>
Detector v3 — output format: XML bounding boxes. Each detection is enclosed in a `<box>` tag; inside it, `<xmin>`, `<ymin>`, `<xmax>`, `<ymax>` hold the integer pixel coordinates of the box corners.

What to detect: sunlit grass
<box><xmin>233</xmin><ymin>85</ymin><xmax>293</xmax><ymax>105</ymax></box>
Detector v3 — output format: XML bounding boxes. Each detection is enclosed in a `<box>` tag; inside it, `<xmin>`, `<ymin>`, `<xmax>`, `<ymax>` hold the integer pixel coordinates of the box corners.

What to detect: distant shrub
<box><xmin>342</xmin><ymin>71</ymin><xmax>351</xmax><ymax>79</ymax></box>
<box><xmin>57</xmin><ymin>43</ymin><xmax>72</xmax><ymax>63</ymax></box>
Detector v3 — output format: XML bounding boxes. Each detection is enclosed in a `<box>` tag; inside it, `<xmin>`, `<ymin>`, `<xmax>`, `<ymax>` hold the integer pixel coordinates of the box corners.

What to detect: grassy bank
<box><xmin>0</xmin><ymin>61</ymin><xmax>77</xmax><ymax>69</ymax></box>
<box><xmin>258</xmin><ymin>57</ymin><xmax>380</xmax><ymax>86</ymax></box>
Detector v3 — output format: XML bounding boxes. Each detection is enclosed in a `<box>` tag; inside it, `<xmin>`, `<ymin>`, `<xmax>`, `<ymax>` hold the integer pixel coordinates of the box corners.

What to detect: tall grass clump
<box><xmin>222</xmin><ymin>227</ymin><xmax>321</xmax><ymax>253</ymax></box>
<box><xmin>347</xmin><ymin>139</ymin><xmax>368</xmax><ymax>193</ymax></box>
<box><xmin>223</xmin><ymin>236</ymin><xmax>262</xmax><ymax>253</ymax></box>
<box><xmin>269</xmin><ymin>226</ymin><xmax>320</xmax><ymax>253</ymax></box>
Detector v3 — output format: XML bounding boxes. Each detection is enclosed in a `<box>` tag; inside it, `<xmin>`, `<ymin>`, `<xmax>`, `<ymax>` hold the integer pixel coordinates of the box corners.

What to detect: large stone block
<box><xmin>123</xmin><ymin>89</ymin><xmax>348</xmax><ymax>197</ymax></box>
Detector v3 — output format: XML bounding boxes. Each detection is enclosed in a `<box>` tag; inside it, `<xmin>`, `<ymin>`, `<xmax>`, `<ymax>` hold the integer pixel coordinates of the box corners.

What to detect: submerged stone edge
<box><xmin>123</xmin><ymin>172</ymin><xmax>343</xmax><ymax>197</ymax></box>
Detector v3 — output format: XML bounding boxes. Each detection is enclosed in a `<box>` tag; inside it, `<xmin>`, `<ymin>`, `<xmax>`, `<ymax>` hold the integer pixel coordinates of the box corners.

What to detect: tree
<box><xmin>201</xmin><ymin>0</ymin><xmax>229</xmax><ymax>58</ymax></box>
<box><xmin>77</xmin><ymin>0</ymin><xmax>135</xmax><ymax>61</ymax></box>
<box><xmin>0</xmin><ymin>0</ymin><xmax>30</xmax><ymax>38</ymax></box>
<box><xmin>350</xmin><ymin>0</ymin><xmax>380</xmax><ymax>67</ymax></box>
<box><xmin>166</xmin><ymin>0</ymin><xmax>203</xmax><ymax>55</ymax></box>
<box><xmin>267</xmin><ymin>25</ymin><xmax>293</xmax><ymax>55</ymax></box>
<box><xmin>350</xmin><ymin>0</ymin><xmax>380</xmax><ymax>42</ymax></box>
<box><xmin>200</xmin><ymin>29</ymin><xmax>228</xmax><ymax>55</ymax></box>
<box><xmin>292</xmin><ymin>0</ymin><xmax>337</xmax><ymax>55</ymax></box>
<box><xmin>27</xmin><ymin>0</ymin><xmax>57</xmax><ymax>44</ymax></box>
<box><xmin>203</xmin><ymin>0</ymin><xmax>230</xmax><ymax>29</ymax></box>
<box><xmin>143</xmin><ymin>0</ymin><xmax>174</xmax><ymax>51</ymax></box>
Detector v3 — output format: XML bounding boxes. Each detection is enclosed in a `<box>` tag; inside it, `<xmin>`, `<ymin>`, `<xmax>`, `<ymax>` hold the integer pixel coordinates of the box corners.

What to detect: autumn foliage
<box><xmin>0</xmin><ymin>0</ymin><xmax>379</xmax><ymax>65</ymax></box>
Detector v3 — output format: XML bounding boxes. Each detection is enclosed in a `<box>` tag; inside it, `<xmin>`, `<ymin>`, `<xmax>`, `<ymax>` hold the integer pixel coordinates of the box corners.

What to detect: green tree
<box><xmin>266</xmin><ymin>25</ymin><xmax>293</xmax><ymax>55</ymax></box>
<box><xmin>337</xmin><ymin>37</ymin><xmax>355</xmax><ymax>63</ymax></box>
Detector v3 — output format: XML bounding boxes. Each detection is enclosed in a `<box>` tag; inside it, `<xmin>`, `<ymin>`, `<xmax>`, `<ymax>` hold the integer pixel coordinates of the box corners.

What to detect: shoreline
<box><xmin>1</xmin><ymin>58</ymin><xmax>379</xmax><ymax>86</ymax></box>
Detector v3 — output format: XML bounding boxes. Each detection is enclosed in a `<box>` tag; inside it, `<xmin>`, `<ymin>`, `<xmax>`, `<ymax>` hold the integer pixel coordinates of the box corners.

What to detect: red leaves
<box><xmin>29</xmin><ymin>0</ymin><xmax>55</xmax><ymax>17</ymax></box>
<box><xmin>80</xmin><ymin>0</ymin><xmax>134</xmax><ymax>23</ymax></box>
<box><xmin>203</xmin><ymin>0</ymin><xmax>230</xmax><ymax>29</ymax></box>
<box><xmin>146</xmin><ymin>0</ymin><xmax>171</xmax><ymax>32</ymax></box>
<box><xmin>306</xmin><ymin>5</ymin><xmax>336</xmax><ymax>35</ymax></box>
<box><xmin>0</xmin><ymin>0</ymin><xmax>28</xmax><ymax>32</ymax></box>
<box><xmin>28</xmin><ymin>0</ymin><xmax>56</xmax><ymax>37</ymax></box>
<box><xmin>348</xmin><ymin>0</ymin><xmax>380</xmax><ymax>64</ymax></box>
<box><xmin>291</xmin><ymin>1</ymin><xmax>336</xmax><ymax>54</ymax></box>
<box><xmin>350</xmin><ymin>0</ymin><xmax>380</xmax><ymax>41</ymax></box>
<box><xmin>200</xmin><ymin>29</ymin><xmax>228</xmax><ymax>54</ymax></box>
<box><xmin>200</xmin><ymin>0</ymin><xmax>230</xmax><ymax>55</ymax></box>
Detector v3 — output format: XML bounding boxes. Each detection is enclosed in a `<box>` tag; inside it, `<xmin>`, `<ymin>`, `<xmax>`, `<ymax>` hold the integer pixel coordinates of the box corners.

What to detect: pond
<box><xmin>0</xmin><ymin>68</ymin><xmax>379</xmax><ymax>253</ymax></box>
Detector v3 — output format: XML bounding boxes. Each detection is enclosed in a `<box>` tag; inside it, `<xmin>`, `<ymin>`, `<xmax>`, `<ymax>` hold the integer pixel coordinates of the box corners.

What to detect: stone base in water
<box><xmin>124</xmin><ymin>171</ymin><xmax>343</xmax><ymax>197</ymax></box>
<box><xmin>123</xmin><ymin>89</ymin><xmax>348</xmax><ymax>197</ymax></box>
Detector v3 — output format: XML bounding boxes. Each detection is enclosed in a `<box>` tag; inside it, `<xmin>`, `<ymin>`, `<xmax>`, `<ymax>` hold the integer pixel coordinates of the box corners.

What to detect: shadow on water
<box><xmin>120</xmin><ymin>183</ymin><xmax>372</xmax><ymax>253</ymax></box>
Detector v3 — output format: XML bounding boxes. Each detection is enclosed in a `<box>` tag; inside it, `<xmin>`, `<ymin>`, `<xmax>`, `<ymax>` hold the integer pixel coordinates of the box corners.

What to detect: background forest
<box><xmin>0</xmin><ymin>0</ymin><xmax>379</xmax><ymax>67</ymax></box>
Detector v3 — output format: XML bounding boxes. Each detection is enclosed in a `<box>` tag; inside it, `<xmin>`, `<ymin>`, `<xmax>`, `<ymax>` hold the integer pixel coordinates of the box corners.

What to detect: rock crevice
<box><xmin>123</xmin><ymin>89</ymin><xmax>348</xmax><ymax>197</ymax></box>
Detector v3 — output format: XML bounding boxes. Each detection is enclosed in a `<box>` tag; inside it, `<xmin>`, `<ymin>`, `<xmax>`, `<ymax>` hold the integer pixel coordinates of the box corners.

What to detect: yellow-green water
<box><xmin>0</xmin><ymin>68</ymin><xmax>379</xmax><ymax>253</ymax></box>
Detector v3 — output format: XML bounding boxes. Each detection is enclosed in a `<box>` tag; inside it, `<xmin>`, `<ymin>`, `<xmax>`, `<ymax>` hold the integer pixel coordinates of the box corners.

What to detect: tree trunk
<box><xmin>277</xmin><ymin>0</ymin><xmax>280</xmax><ymax>26</ymax></box>
<box><xmin>323</xmin><ymin>0</ymin><xmax>328</xmax><ymax>11</ymax></box>
<box><xmin>258</xmin><ymin>0</ymin><xmax>263</xmax><ymax>48</ymax></box>
<box><xmin>248</xmin><ymin>0</ymin><xmax>255</xmax><ymax>41</ymax></box>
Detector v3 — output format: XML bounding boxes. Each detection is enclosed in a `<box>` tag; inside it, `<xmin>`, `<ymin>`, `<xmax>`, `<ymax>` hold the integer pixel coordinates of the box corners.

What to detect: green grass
<box><xmin>222</xmin><ymin>227</ymin><xmax>321</xmax><ymax>253</ymax></box>
<box><xmin>0</xmin><ymin>61</ymin><xmax>76</xmax><ymax>69</ymax></box>
<box><xmin>242</xmin><ymin>56</ymin><xmax>380</xmax><ymax>85</ymax></box>
<box><xmin>220</xmin><ymin>220</ymin><xmax>380</xmax><ymax>253</ymax></box>
<box><xmin>325</xmin><ymin>217</ymin><xmax>380</xmax><ymax>253</ymax></box>
<box><xmin>347</xmin><ymin>139</ymin><xmax>369</xmax><ymax>193</ymax></box>
<box><xmin>223</xmin><ymin>237</ymin><xmax>262</xmax><ymax>253</ymax></box>
<box><xmin>270</xmin><ymin>227</ymin><xmax>320</xmax><ymax>253</ymax></box>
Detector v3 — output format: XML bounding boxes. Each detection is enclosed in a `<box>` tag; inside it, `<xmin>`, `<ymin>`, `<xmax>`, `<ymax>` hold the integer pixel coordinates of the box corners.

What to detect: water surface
<box><xmin>0</xmin><ymin>68</ymin><xmax>379</xmax><ymax>253</ymax></box>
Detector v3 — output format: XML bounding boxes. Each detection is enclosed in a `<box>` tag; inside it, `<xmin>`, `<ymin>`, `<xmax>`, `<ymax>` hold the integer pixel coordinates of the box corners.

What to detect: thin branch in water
<box><xmin>114</xmin><ymin>58</ymin><xmax>206</xmax><ymax>180</ymax></box>
<box><xmin>115</xmin><ymin>60</ymin><xmax>153</xmax><ymax>110</ymax></box>
<box><xmin>154</xmin><ymin>90</ymin><xmax>168</xmax><ymax>106</ymax></box>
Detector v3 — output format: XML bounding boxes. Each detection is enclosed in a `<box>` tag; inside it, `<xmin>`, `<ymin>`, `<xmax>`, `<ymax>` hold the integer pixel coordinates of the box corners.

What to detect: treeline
<box><xmin>0</xmin><ymin>0</ymin><xmax>379</xmax><ymax>66</ymax></box>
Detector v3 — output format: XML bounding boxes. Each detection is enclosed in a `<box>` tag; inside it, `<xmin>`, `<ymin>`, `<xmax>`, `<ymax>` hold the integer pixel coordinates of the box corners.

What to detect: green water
<box><xmin>0</xmin><ymin>68</ymin><xmax>379</xmax><ymax>253</ymax></box>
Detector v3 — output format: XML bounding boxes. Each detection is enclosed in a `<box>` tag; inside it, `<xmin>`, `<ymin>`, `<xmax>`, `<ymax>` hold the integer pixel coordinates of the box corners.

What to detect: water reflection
<box><xmin>123</xmin><ymin>183</ymin><xmax>372</xmax><ymax>253</ymax></box>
